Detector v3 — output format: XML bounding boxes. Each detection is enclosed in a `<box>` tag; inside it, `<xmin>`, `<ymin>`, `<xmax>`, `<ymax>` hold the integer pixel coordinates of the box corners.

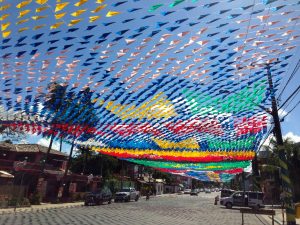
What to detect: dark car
<box><xmin>190</xmin><ymin>189</ymin><xmax>198</xmax><ymax>196</ymax></box>
<box><xmin>84</xmin><ymin>188</ymin><xmax>112</xmax><ymax>206</ymax></box>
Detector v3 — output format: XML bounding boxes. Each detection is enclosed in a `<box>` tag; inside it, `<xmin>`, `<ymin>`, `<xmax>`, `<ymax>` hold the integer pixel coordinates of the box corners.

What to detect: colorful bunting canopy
<box><xmin>1</xmin><ymin>0</ymin><xmax>300</xmax><ymax>182</ymax></box>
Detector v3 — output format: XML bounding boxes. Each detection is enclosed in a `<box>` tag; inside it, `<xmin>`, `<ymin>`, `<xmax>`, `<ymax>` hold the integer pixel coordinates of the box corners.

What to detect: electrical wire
<box><xmin>279</xmin><ymin>84</ymin><xmax>300</xmax><ymax>110</ymax></box>
<box><xmin>282</xmin><ymin>98</ymin><xmax>300</xmax><ymax>121</ymax></box>
<box><xmin>278</xmin><ymin>59</ymin><xmax>300</xmax><ymax>100</ymax></box>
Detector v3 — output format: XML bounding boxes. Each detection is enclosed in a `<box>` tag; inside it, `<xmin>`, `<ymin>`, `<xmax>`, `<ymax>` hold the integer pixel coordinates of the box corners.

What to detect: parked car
<box><xmin>220</xmin><ymin>191</ymin><xmax>264</xmax><ymax>209</ymax></box>
<box><xmin>183</xmin><ymin>189</ymin><xmax>191</xmax><ymax>194</ymax></box>
<box><xmin>190</xmin><ymin>189</ymin><xmax>198</xmax><ymax>196</ymax></box>
<box><xmin>205</xmin><ymin>188</ymin><xmax>211</xmax><ymax>193</ymax></box>
<box><xmin>215</xmin><ymin>188</ymin><xmax>220</xmax><ymax>192</ymax></box>
<box><xmin>199</xmin><ymin>188</ymin><xmax>204</xmax><ymax>192</ymax></box>
<box><xmin>84</xmin><ymin>187</ymin><xmax>112</xmax><ymax>206</ymax></box>
<box><xmin>114</xmin><ymin>187</ymin><xmax>140</xmax><ymax>202</ymax></box>
<box><xmin>220</xmin><ymin>189</ymin><xmax>235</xmax><ymax>198</ymax></box>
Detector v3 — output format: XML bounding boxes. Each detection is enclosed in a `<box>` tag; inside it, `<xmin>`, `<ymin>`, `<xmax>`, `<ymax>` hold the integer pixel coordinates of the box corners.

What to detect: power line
<box><xmin>282</xmin><ymin>98</ymin><xmax>300</xmax><ymax>121</ymax></box>
<box><xmin>278</xmin><ymin>59</ymin><xmax>300</xmax><ymax>100</ymax></box>
<box><xmin>279</xmin><ymin>84</ymin><xmax>300</xmax><ymax>110</ymax></box>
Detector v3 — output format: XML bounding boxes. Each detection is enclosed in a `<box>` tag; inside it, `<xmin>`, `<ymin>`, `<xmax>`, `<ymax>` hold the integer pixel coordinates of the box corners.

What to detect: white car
<box><xmin>183</xmin><ymin>189</ymin><xmax>191</xmax><ymax>194</ymax></box>
<box><xmin>220</xmin><ymin>191</ymin><xmax>264</xmax><ymax>209</ymax></box>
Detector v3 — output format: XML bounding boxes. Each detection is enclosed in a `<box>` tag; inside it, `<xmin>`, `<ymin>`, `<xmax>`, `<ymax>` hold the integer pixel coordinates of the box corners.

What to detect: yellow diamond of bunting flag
<box><xmin>51</xmin><ymin>21</ymin><xmax>64</xmax><ymax>29</ymax></box>
<box><xmin>36</xmin><ymin>6</ymin><xmax>49</xmax><ymax>12</ymax></box>
<box><xmin>36</xmin><ymin>0</ymin><xmax>48</xmax><ymax>4</ymax></box>
<box><xmin>106</xmin><ymin>11</ymin><xmax>120</xmax><ymax>17</ymax></box>
<box><xmin>74</xmin><ymin>0</ymin><xmax>88</xmax><ymax>6</ymax></box>
<box><xmin>2</xmin><ymin>30</ymin><xmax>11</xmax><ymax>38</ymax></box>
<box><xmin>91</xmin><ymin>4</ymin><xmax>107</xmax><ymax>13</ymax></box>
<box><xmin>55</xmin><ymin>12</ymin><xmax>66</xmax><ymax>19</ymax></box>
<box><xmin>0</xmin><ymin>14</ymin><xmax>9</xmax><ymax>21</ymax></box>
<box><xmin>96</xmin><ymin>0</ymin><xmax>104</xmax><ymax>3</ymax></box>
<box><xmin>32</xmin><ymin>15</ymin><xmax>48</xmax><ymax>20</ymax></box>
<box><xmin>153</xmin><ymin>138</ymin><xmax>200</xmax><ymax>150</ymax></box>
<box><xmin>18</xmin><ymin>10</ymin><xmax>31</xmax><ymax>18</ymax></box>
<box><xmin>89</xmin><ymin>16</ymin><xmax>100</xmax><ymax>22</ymax></box>
<box><xmin>16</xmin><ymin>19</ymin><xmax>29</xmax><ymax>25</ymax></box>
<box><xmin>1</xmin><ymin>22</ymin><xmax>10</xmax><ymax>31</ymax></box>
<box><xmin>16</xmin><ymin>0</ymin><xmax>32</xmax><ymax>9</ymax></box>
<box><xmin>18</xmin><ymin>27</ymin><xmax>29</xmax><ymax>32</ymax></box>
<box><xmin>0</xmin><ymin>4</ymin><xmax>11</xmax><ymax>11</ymax></box>
<box><xmin>71</xmin><ymin>9</ymin><xmax>86</xmax><ymax>17</ymax></box>
<box><xmin>55</xmin><ymin>2</ymin><xmax>69</xmax><ymax>12</ymax></box>
<box><xmin>34</xmin><ymin>24</ymin><xmax>46</xmax><ymax>30</ymax></box>
<box><xmin>68</xmin><ymin>19</ymin><xmax>82</xmax><ymax>26</ymax></box>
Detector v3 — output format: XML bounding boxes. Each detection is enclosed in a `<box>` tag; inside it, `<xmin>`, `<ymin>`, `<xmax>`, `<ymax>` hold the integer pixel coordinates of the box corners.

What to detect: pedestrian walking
<box><xmin>214</xmin><ymin>195</ymin><xmax>219</xmax><ymax>205</ymax></box>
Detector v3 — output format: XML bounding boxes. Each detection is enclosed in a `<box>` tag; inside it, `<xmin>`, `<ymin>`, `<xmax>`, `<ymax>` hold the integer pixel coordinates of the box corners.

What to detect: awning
<box><xmin>0</xmin><ymin>170</ymin><xmax>14</xmax><ymax>178</ymax></box>
<box><xmin>178</xmin><ymin>184</ymin><xmax>184</xmax><ymax>188</ymax></box>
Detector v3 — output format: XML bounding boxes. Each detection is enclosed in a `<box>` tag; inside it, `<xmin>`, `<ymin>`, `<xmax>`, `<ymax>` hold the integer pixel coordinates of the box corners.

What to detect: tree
<box><xmin>260</xmin><ymin>138</ymin><xmax>300</xmax><ymax>201</ymax></box>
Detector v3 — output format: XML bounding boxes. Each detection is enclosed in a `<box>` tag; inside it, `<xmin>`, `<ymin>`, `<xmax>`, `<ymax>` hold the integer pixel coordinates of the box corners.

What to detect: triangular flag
<box><xmin>1</xmin><ymin>22</ymin><xmax>10</xmax><ymax>31</ymax></box>
<box><xmin>18</xmin><ymin>27</ymin><xmax>29</xmax><ymax>32</ymax></box>
<box><xmin>106</xmin><ymin>11</ymin><xmax>120</xmax><ymax>17</ymax></box>
<box><xmin>18</xmin><ymin>10</ymin><xmax>31</xmax><ymax>18</ymax></box>
<box><xmin>2</xmin><ymin>30</ymin><xmax>11</xmax><ymax>38</ymax></box>
<box><xmin>32</xmin><ymin>15</ymin><xmax>47</xmax><ymax>20</ymax></box>
<box><xmin>91</xmin><ymin>4</ymin><xmax>107</xmax><ymax>13</ymax></box>
<box><xmin>74</xmin><ymin>0</ymin><xmax>88</xmax><ymax>6</ymax></box>
<box><xmin>36</xmin><ymin>0</ymin><xmax>48</xmax><ymax>4</ymax></box>
<box><xmin>51</xmin><ymin>22</ymin><xmax>64</xmax><ymax>29</ymax></box>
<box><xmin>33</xmin><ymin>24</ymin><xmax>46</xmax><ymax>30</ymax></box>
<box><xmin>0</xmin><ymin>14</ymin><xmax>9</xmax><ymax>21</ymax></box>
<box><xmin>55</xmin><ymin>12</ymin><xmax>66</xmax><ymax>19</ymax></box>
<box><xmin>68</xmin><ymin>19</ymin><xmax>82</xmax><ymax>26</ymax></box>
<box><xmin>89</xmin><ymin>16</ymin><xmax>100</xmax><ymax>22</ymax></box>
<box><xmin>55</xmin><ymin>2</ymin><xmax>69</xmax><ymax>12</ymax></box>
<box><xmin>36</xmin><ymin>6</ymin><xmax>49</xmax><ymax>12</ymax></box>
<box><xmin>71</xmin><ymin>9</ymin><xmax>86</xmax><ymax>17</ymax></box>
<box><xmin>170</xmin><ymin>0</ymin><xmax>185</xmax><ymax>7</ymax></box>
<box><xmin>16</xmin><ymin>0</ymin><xmax>32</xmax><ymax>9</ymax></box>
<box><xmin>16</xmin><ymin>19</ymin><xmax>29</xmax><ymax>25</ymax></box>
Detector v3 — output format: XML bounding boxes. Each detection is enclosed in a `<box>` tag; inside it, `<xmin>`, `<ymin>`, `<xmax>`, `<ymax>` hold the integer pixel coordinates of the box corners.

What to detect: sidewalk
<box><xmin>0</xmin><ymin>202</ymin><xmax>84</xmax><ymax>215</ymax></box>
<box><xmin>0</xmin><ymin>193</ymin><xmax>177</xmax><ymax>215</ymax></box>
<box><xmin>262</xmin><ymin>208</ymin><xmax>300</xmax><ymax>225</ymax></box>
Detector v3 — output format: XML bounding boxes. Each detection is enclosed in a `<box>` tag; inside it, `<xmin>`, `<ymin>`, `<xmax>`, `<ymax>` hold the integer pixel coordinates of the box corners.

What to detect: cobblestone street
<box><xmin>0</xmin><ymin>193</ymin><xmax>270</xmax><ymax>225</ymax></box>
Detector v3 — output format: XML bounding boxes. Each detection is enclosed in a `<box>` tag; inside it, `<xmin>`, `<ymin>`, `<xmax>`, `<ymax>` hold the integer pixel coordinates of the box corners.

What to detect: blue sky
<box><xmin>0</xmin><ymin>0</ymin><xmax>300</xmax><ymax>154</ymax></box>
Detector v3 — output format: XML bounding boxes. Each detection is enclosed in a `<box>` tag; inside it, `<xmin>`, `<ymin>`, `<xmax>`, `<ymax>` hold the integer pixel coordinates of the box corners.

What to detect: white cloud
<box><xmin>37</xmin><ymin>138</ymin><xmax>61</xmax><ymax>151</ymax></box>
<box><xmin>283</xmin><ymin>132</ymin><xmax>300</xmax><ymax>143</ymax></box>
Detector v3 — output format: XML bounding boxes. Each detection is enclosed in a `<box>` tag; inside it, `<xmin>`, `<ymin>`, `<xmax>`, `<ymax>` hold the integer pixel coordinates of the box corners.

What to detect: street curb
<box><xmin>0</xmin><ymin>203</ymin><xmax>84</xmax><ymax>215</ymax></box>
<box><xmin>268</xmin><ymin>215</ymin><xmax>282</xmax><ymax>225</ymax></box>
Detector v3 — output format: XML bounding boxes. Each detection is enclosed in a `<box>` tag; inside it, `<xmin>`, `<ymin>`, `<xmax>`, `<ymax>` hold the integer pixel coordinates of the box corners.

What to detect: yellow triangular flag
<box><xmin>33</xmin><ymin>24</ymin><xmax>46</xmax><ymax>30</ymax></box>
<box><xmin>106</xmin><ymin>11</ymin><xmax>120</xmax><ymax>17</ymax></box>
<box><xmin>74</xmin><ymin>0</ymin><xmax>88</xmax><ymax>6</ymax></box>
<box><xmin>16</xmin><ymin>19</ymin><xmax>29</xmax><ymax>24</ymax></box>
<box><xmin>36</xmin><ymin>6</ymin><xmax>49</xmax><ymax>12</ymax></box>
<box><xmin>55</xmin><ymin>2</ymin><xmax>69</xmax><ymax>12</ymax></box>
<box><xmin>18</xmin><ymin>10</ymin><xmax>31</xmax><ymax>18</ymax></box>
<box><xmin>91</xmin><ymin>4</ymin><xmax>106</xmax><ymax>13</ymax></box>
<box><xmin>68</xmin><ymin>19</ymin><xmax>82</xmax><ymax>26</ymax></box>
<box><xmin>32</xmin><ymin>15</ymin><xmax>47</xmax><ymax>20</ymax></box>
<box><xmin>2</xmin><ymin>30</ymin><xmax>11</xmax><ymax>38</ymax></box>
<box><xmin>16</xmin><ymin>0</ymin><xmax>32</xmax><ymax>9</ymax></box>
<box><xmin>96</xmin><ymin>0</ymin><xmax>104</xmax><ymax>3</ymax></box>
<box><xmin>36</xmin><ymin>0</ymin><xmax>48</xmax><ymax>4</ymax></box>
<box><xmin>18</xmin><ymin>27</ymin><xmax>29</xmax><ymax>32</ymax></box>
<box><xmin>50</xmin><ymin>21</ymin><xmax>64</xmax><ymax>29</ymax></box>
<box><xmin>0</xmin><ymin>14</ymin><xmax>9</xmax><ymax>21</ymax></box>
<box><xmin>0</xmin><ymin>4</ymin><xmax>11</xmax><ymax>11</ymax></box>
<box><xmin>55</xmin><ymin>12</ymin><xmax>66</xmax><ymax>19</ymax></box>
<box><xmin>1</xmin><ymin>22</ymin><xmax>10</xmax><ymax>31</ymax></box>
<box><xmin>71</xmin><ymin>9</ymin><xmax>86</xmax><ymax>17</ymax></box>
<box><xmin>89</xmin><ymin>15</ymin><xmax>100</xmax><ymax>22</ymax></box>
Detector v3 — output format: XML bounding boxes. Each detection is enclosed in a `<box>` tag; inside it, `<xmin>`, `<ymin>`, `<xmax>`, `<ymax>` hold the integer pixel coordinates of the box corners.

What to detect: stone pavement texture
<box><xmin>0</xmin><ymin>193</ymin><xmax>270</xmax><ymax>225</ymax></box>
<box><xmin>262</xmin><ymin>208</ymin><xmax>300</xmax><ymax>225</ymax></box>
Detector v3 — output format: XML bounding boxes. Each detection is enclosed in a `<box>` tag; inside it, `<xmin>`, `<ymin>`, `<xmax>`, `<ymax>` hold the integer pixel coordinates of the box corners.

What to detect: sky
<box><xmin>0</xmin><ymin>0</ymin><xmax>300</xmax><ymax>155</ymax></box>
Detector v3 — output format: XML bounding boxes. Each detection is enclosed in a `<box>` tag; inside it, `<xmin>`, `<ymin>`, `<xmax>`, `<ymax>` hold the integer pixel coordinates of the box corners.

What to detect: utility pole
<box><xmin>266</xmin><ymin>64</ymin><xmax>296</xmax><ymax>225</ymax></box>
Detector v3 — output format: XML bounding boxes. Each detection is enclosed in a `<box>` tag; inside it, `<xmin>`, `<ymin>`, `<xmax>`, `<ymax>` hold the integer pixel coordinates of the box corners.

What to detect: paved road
<box><xmin>0</xmin><ymin>193</ymin><xmax>269</xmax><ymax>225</ymax></box>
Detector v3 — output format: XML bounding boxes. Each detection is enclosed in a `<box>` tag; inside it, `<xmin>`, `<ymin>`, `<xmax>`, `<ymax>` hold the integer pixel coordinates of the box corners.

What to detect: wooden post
<box><xmin>272</xmin><ymin>214</ymin><xmax>275</xmax><ymax>225</ymax></box>
<box><xmin>242</xmin><ymin>212</ymin><xmax>244</xmax><ymax>225</ymax></box>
